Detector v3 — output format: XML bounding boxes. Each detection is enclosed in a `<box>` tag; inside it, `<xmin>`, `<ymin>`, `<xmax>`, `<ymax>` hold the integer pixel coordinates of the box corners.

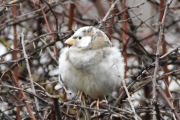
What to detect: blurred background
<box><xmin>0</xmin><ymin>0</ymin><xmax>180</xmax><ymax>119</ymax></box>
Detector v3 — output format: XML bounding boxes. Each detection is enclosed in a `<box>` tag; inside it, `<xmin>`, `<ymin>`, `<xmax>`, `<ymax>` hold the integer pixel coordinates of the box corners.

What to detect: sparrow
<box><xmin>59</xmin><ymin>26</ymin><xmax>124</xmax><ymax>99</ymax></box>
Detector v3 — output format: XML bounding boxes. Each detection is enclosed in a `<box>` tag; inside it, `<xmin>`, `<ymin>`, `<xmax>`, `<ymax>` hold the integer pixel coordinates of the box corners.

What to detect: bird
<box><xmin>59</xmin><ymin>26</ymin><xmax>124</xmax><ymax>101</ymax></box>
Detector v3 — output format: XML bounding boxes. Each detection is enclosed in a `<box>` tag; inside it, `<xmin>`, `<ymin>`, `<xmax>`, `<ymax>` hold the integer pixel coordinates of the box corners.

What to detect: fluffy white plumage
<box><xmin>59</xmin><ymin>26</ymin><xmax>124</xmax><ymax>99</ymax></box>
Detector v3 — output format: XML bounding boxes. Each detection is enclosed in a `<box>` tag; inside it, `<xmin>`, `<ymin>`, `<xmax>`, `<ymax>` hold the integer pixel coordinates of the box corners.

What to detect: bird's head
<box><xmin>65</xmin><ymin>26</ymin><xmax>112</xmax><ymax>49</ymax></box>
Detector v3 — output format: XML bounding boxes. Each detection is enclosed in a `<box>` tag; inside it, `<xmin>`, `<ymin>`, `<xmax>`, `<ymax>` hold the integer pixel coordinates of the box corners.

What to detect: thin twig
<box><xmin>160</xmin><ymin>43</ymin><xmax>180</xmax><ymax>59</ymax></box>
<box><xmin>98</xmin><ymin>0</ymin><xmax>119</xmax><ymax>28</ymax></box>
<box><xmin>115</xmin><ymin>61</ymin><xmax>138</xmax><ymax>120</ymax></box>
<box><xmin>152</xmin><ymin>21</ymin><xmax>161</xmax><ymax>120</ymax></box>
<box><xmin>152</xmin><ymin>1</ymin><xmax>173</xmax><ymax>119</ymax></box>
<box><xmin>21</xmin><ymin>32</ymin><xmax>40</xmax><ymax>111</ymax></box>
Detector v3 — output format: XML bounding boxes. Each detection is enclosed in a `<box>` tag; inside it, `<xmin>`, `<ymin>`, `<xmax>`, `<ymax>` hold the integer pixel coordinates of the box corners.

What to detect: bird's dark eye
<box><xmin>79</xmin><ymin>36</ymin><xmax>82</xmax><ymax>39</ymax></box>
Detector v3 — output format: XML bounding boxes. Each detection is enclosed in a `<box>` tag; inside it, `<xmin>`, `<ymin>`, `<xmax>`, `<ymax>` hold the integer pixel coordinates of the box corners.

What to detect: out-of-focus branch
<box><xmin>121</xmin><ymin>0</ymin><xmax>127</xmax><ymax>80</ymax></box>
<box><xmin>68</xmin><ymin>3</ymin><xmax>75</xmax><ymax>31</ymax></box>
<box><xmin>0</xmin><ymin>109</ymin><xmax>13</xmax><ymax>120</ymax></box>
<box><xmin>107</xmin><ymin>4</ymin><xmax>114</xmax><ymax>40</ymax></box>
<box><xmin>38</xmin><ymin>0</ymin><xmax>57</xmax><ymax>57</ymax></box>
<box><xmin>43</xmin><ymin>1</ymin><xmax>59</xmax><ymax>40</ymax></box>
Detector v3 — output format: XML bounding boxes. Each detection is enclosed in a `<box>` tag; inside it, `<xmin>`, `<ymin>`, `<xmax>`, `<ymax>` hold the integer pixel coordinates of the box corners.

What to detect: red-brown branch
<box><xmin>12</xmin><ymin>5</ymin><xmax>20</xmax><ymax>120</ymax></box>
<box><xmin>120</xmin><ymin>0</ymin><xmax>127</xmax><ymax>109</ymax></box>
<box><xmin>160</xmin><ymin>0</ymin><xmax>171</xmax><ymax>100</ymax></box>
<box><xmin>108</xmin><ymin>6</ymin><xmax>114</xmax><ymax>40</ymax></box>
<box><xmin>38</xmin><ymin>0</ymin><xmax>57</xmax><ymax>57</ymax></box>
<box><xmin>68</xmin><ymin>3</ymin><xmax>75</xmax><ymax>31</ymax></box>
<box><xmin>7</xmin><ymin>70</ymin><xmax>36</xmax><ymax>120</ymax></box>
<box><xmin>121</xmin><ymin>0</ymin><xmax>127</xmax><ymax>79</ymax></box>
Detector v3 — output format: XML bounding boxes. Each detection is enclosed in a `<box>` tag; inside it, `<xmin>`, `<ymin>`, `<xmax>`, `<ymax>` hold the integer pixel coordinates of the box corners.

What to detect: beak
<box><xmin>64</xmin><ymin>37</ymin><xmax>76</xmax><ymax>45</ymax></box>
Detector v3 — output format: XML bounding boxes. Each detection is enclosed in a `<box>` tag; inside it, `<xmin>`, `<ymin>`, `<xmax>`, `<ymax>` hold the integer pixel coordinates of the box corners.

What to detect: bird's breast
<box><xmin>68</xmin><ymin>48</ymin><xmax>103</xmax><ymax>69</ymax></box>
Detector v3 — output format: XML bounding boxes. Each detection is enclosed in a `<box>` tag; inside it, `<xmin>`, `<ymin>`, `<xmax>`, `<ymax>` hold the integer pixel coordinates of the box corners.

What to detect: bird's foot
<box><xmin>90</xmin><ymin>99</ymin><xmax>106</xmax><ymax>108</ymax></box>
<box><xmin>78</xmin><ymin>90</ymin><xmax>82</xmax><ymax>102</ymax></box>
<box><xmin>90</xmin><ymin>98</ymin><xmax>106</xmax><ymax>114</ymax></box>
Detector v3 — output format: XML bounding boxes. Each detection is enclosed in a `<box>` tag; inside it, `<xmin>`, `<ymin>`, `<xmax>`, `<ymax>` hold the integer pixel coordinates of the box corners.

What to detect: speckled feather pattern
<box><xmin>59</xmin><ymin>26</ymin><xmax>124</xmax><ymax>99</ymax></box>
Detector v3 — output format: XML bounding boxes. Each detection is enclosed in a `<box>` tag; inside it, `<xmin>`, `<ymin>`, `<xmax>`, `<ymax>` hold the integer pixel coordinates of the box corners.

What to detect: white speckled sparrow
<box><xmin>59</xmin><ymin>26</ymin><xmax>124</xmax><ymax>99</ymax></box>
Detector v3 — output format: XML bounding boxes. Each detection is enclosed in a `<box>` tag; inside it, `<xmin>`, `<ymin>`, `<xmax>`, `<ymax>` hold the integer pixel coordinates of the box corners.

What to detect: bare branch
<box><xmin>21</xmin><ymin>32</ymin><xmax>40</xmax><ymax>112</ymax></box>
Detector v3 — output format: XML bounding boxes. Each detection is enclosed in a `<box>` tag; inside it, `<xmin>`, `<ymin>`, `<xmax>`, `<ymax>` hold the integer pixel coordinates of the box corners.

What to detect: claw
<box><xmin>90</xmin><ymin>98</ymin><xmax>106</xmax><ymax>114</ymax></box>
<box><xmin>90</xmin><ymin>100</ymin><xmax>97</xmax><ymax>108</ymax></box>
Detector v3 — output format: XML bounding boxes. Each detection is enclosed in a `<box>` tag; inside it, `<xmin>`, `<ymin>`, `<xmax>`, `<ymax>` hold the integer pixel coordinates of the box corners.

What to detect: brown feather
<box><xmin>89</xmin><ymin>31</ymin><xmax>111</xmax><ymax>49</ymax></box>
